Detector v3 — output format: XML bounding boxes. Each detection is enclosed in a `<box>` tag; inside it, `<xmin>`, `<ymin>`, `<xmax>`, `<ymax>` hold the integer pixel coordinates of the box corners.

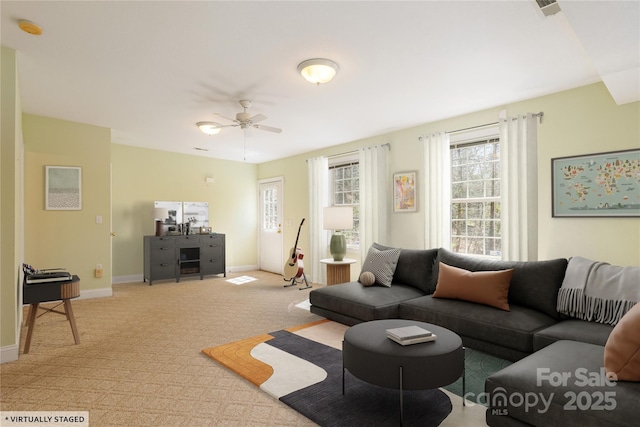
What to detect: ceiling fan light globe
<box><xmin>298</xmin><ymin>58</ymin><xmax>339</xmax><ymax>85</ymax></box>
<box><xmin>196</xmin><ymin>121</ymin><xmax>221</xmax><ymax>135</ymax></box>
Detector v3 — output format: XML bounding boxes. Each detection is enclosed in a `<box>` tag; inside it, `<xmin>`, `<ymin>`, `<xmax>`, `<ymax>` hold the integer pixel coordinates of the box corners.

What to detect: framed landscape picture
<box><xmin>393</xmin><ymin>171</ymin><xmax>417</xmax><ymax>212</ymax></box>
<box><xmin>551</xmin><ymin>149</ymin><xmax>640</xmax><ymax>217</ymax></box>
<box><xmin>45</xmin><ymin>166</ymin><xmax>82</xmax><ymax>210</ymax></box>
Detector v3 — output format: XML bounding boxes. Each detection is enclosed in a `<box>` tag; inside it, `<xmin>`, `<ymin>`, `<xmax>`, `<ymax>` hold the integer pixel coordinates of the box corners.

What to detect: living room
<box><xmin>1</xmin><ymin>1</ymin><xmax>639</xmax><ymax>425</ymax></box>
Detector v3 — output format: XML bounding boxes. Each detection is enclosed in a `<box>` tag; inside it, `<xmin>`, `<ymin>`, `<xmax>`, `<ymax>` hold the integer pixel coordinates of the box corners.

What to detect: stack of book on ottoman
<box><xmin>386</xmin><ymin>325</ymin><xmax>437</xmax><ymax>346</ymax></box>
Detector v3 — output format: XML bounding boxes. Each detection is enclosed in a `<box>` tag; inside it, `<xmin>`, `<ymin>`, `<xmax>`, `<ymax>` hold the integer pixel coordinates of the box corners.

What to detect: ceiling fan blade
<box><xmin>214</xmin><ymin>113</ymin><xmax>238</xmax><ymax>123</ymax></box>
<box><xmin>253</xmin><ymin>124</ymin><xmax>282</xmax><ymax>133</ymax></box>
<box><xmin>250</xmin><ymin>113</ymin><xmax>267</xmax><ymax>123</ymax></box>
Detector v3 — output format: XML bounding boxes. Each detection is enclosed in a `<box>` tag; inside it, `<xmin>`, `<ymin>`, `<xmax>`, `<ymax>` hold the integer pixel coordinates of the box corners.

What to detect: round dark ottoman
<box><xmin>343</xmin><ymin>319</ymin><xmax>464</xmax><ymax>390</ymax></box>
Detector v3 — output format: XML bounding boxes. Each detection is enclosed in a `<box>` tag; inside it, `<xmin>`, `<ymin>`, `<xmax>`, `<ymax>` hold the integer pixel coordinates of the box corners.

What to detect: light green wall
<box><xmin>110</xmin><ymin>144</ymin><xmax>258</xmax><ymax>277</ymax></box>
<box><xmin>23</xmin><ymin>115</ymin><xmax>112</xmax><ymax>292</ymax></box>
<box><xmin>259</xmin><ymin>82</ymin><xmax>640</xmax><ymax>267</ymax></box>
<box><xmin>1</xmin><ymin>46</ymin><xmax>23</xmax><ymax>353</ymax></box>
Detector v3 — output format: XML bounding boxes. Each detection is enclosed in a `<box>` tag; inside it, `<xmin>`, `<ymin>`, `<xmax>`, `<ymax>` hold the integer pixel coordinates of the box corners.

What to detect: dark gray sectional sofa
<box><xmin>308</xmin><ymin>244</ymin><xmax>640</xmax><ymax>427</ymax></box>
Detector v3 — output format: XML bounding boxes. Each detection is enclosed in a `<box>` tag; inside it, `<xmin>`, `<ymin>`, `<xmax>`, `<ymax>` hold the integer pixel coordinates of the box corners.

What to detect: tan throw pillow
<box><xmin>604</xmin><ymin>302</ymin><xmax>640</xmax><ymax>381</ymax></box>
<box><xmin>433</xmin><ymin>262</ymin><xmax>513</xmax><ymax>311</ymax></box>
<box><xmin>359</xmin><ymin>271</ymin><xmax>376</xmax><ymax>287</ymax></box>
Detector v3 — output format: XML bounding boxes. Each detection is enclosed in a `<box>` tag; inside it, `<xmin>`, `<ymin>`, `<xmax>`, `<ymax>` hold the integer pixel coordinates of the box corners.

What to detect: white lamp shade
<box><xmin>154</xmin><ymin>208</ymin><xmax>169</xmax><ymax>220</ymax></box>
<box><xmin>323</xmin><ymin>206</ymin><xmax>353</xmax><ymax>230</ymax></box>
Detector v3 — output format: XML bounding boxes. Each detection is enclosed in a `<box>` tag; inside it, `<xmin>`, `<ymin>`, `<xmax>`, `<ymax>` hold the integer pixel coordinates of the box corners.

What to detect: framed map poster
<box><xmin>551</xmin><ymin>149</ymin><xmax>639</xmax><ymax>217</ymax></box>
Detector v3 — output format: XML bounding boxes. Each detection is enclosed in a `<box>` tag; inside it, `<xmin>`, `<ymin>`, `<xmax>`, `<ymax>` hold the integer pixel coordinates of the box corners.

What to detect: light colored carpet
<box><xmin>2</xmin><ymin>271</ymin><xmax>320</xmax><ymax>426</ymax></box>
<box><xmin>1</xmin><ymin>271</ymin><xmax>486</xmax><ymax>426</ymax></box>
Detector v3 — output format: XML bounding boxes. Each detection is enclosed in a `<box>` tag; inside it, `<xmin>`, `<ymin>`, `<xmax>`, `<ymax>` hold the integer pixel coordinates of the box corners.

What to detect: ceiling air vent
<box><xmin>535</xmin><ymin>0</ymin><xmax>561</xmax><ymax>17</ymax></box>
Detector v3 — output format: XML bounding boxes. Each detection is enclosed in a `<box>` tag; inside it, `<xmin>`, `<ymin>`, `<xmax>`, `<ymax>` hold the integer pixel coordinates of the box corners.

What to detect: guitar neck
<box><xmin>291</xmin><ymin>219</ymin><xmax>305</xmax><ymax>259</ymax></box>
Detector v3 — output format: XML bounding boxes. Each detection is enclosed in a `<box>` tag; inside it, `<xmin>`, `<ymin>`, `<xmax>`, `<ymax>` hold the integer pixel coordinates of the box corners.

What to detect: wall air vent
<box><xmin>535</xmin><ymin>0</ymin><xmax>561</xmax><ymax>17</ymax></box>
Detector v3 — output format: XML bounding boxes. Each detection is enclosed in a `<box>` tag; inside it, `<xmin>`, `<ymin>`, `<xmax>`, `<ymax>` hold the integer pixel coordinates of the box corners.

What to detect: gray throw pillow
<box><xmin>361</xmin><ymin>246</ymin><xmax>401</xmax><ymax>287</ymax></box>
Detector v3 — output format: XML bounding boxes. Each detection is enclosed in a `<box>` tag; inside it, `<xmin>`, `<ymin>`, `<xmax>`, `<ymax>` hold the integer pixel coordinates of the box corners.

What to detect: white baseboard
<box><xmin>226</xmin><ymin>265</ymin><xmax>258</xmax><ymax>273</ymax></box>
<box><xmin>112</xmin><ymin>274</ymin><xmax>143</xmax><ymax>284</ymax></box>
<box><xmin>0</xmin><ymin>344</ymin><xmax>19</xmax><ymax>364</ymax></box>
<box><xmin>111</xmin><ymin>266</ymin><xmax>259</xmax><ymax>284</ymax></box>
<box><xmin>77</xmin><ymin>287</ymin><xmax>112</xmax><ymax>299</ymax></box>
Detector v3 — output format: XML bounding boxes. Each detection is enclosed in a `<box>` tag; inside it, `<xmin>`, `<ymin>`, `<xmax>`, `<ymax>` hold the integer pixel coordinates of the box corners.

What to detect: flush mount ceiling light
<box><xmin>196</xmin><ymin>121</ymin><xmax>222</xmax><ymax>135</ymax></box>
<box><xmin>297</xmin><ymin>58</ymin><xmax>339</xmax><ymax>85</ymax></box>
<box><xmin>18</xmin><ymin>19</ymin><xmax>43</xmax><ymax>35</ymax></box>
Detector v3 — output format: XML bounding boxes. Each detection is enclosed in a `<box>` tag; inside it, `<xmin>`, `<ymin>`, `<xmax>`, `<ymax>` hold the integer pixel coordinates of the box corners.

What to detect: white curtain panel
<box><xmin>499</xmin><ymin>113</ymin><xmax>538</xmax><ymax>261</ymax></box>
<box><xmin>422</xmin><ymin>132</ymin><xmax>452</xmax><ymax>250</ymax></box>
<box><xmin>307</xmin><ymin>156</ymin><xmax>329</xmax><ymax>284</ymax></box>
<box><xmin>358</xmin><ymin>145</ymin><xmax>390</xmax><ymax>260</ymax></box>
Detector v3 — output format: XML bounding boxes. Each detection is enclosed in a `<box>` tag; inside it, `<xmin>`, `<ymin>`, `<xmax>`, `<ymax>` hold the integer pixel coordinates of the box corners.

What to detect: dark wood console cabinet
<box><xmin>143</xmin><ymin>234</ymin><xmax>225</xmax><ymax>285</ymax></box>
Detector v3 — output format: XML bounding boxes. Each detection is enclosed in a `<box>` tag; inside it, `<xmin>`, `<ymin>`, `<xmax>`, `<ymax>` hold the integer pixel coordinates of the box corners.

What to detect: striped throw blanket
<box><xmin>557</xmin><ymin>256</ymin><xmax>640</xmax><ymax>326</ymax></box>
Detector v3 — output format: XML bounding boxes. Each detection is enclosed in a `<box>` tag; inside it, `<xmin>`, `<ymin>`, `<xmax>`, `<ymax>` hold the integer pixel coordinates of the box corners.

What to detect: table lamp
<box><xmin>154</xmin><ymin>208</ymin><xmax>169</xmax><ymax>236</ymax></box>
<box><xmin>323</xmin><ymin>206</ymin><xmax>354</xmax><ymax>261</ymax></box>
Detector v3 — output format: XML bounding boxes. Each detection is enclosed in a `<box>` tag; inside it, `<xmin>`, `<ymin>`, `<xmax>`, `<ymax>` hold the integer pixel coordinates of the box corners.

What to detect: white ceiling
<box><xmin>2</xmin><ymin>1</ymin><xmax>638</xmax><ymax>164</ymax></box>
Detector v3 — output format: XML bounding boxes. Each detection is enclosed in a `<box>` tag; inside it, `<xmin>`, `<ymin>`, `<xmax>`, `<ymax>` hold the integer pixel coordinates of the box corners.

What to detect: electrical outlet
<box><xmin>95</xmin><ymin>264</ymin><xmax>103</xmax><ymax>278</ymax></box>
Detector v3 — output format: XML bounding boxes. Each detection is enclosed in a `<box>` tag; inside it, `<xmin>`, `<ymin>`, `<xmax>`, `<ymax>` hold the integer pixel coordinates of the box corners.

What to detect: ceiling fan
<box><xmin>197</xmin><ymin>100</ymin><xmax>282</xmax><ymax>135</ymax></box>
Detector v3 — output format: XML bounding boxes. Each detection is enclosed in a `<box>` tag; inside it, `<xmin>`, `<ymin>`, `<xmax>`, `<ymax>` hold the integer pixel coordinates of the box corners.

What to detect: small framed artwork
<box><xmin>551</xmin><ymin>148</ymin><xmax>639</xmax><ymax>217</ymax></box>
<box><xmin>45</xmin><ymin>166</ymin><xmax>82</xmax><ymax>210</ymax></box>
<box><xmin>393</xmin><ymin>171</ymin><xmax>417</xmax><ymax>212</ymax></box>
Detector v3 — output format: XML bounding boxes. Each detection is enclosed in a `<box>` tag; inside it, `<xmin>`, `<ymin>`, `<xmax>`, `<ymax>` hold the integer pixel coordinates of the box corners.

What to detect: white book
<box><xmin>386</xmin><ymin>325</ymin><xmax>432</xmax><ymax>341</ymax></box>
<box><xmin>387</xmin><ymin>333</ymin><xmax>437</xmax><ymax>346</ymax></box>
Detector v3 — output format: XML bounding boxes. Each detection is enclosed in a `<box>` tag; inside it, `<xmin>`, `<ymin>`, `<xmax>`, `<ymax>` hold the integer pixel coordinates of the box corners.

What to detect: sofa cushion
<box><xmin>433</xmin><ymin>262</ymin><xmax>513</xmax><ymax>311</ymax></box>
<box><xmin>605</xmin><ymin>302</ymin><xmax>640</xmax><ymax>381</ymax></box>
<box><xmin>373</xmin><ymin>243</ymin><xmax>438</xmax><ymax>293</ymax></box>
<box><xmin>533</xmin><ymin>319</ymin><xmax>613</xmax><ymax>351</ymax></box>
<box><xmin>309</xmin><ymin>281</ymin><xmax>425</xmax><ymax>322</ymax></box>
<box><xmin>486</xmin><ymin>340</ymin><xmax>640</xmax><ymax>427</ymax></box>
<box><xmin>361</xmin><ymin>245</ymin><xmax>401</xmax><ymax>287</ymax></box>
<box><xmin>435</xmin><ymin>248</ymin><xmax>567</xmax><ymax>320</ymax></box>
<box><xmin>399</xmin><ymin>295</ymin><xmax>556</xmax><ymax>354</ymax></box>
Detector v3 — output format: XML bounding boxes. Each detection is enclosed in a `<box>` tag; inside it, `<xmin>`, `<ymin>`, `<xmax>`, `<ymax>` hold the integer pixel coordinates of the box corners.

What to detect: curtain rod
<box><xmin>445</xmin><ymin>111</ymin><xmax>544</xmax><ymax>135</ymax></box>
<box><xmin>447</xmin><ymin>121</ymin><xmax>499</xmax><ymax>135</ymax></box>
<box><xmin>327</xmin><ymin>142</ymin><xmax>391</xmax><ymax>159</ymax></box>
<box><xmin>308</xmin><ymin>143</ymin><xmax>391</xmax><ymax>161</ymax></box>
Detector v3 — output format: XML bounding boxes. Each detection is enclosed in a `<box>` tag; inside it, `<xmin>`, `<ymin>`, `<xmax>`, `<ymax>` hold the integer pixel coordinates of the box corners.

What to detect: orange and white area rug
<box><xmin>202</xmin><ymin>320</ymin><xmax>486</xmax><ymax>426</ymax></box>
<box><xmin>202</xmin><ymin>320</ymin><xmax>342</xmax><ymax>398</ymax></box>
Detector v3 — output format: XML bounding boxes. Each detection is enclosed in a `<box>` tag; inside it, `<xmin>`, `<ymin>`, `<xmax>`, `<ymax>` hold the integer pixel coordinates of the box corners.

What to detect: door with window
<box><xmin>258</xmin><ymin>178</ymin><xmax>284</xmax><ymax>274</ymax></box>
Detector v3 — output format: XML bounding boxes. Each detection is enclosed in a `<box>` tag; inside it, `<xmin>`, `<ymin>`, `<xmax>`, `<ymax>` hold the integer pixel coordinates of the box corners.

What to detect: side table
<box><xmin>23</xmin><ymin>276</ymin><xmax>81</xmax><ymax>354</ymax></box>
<box><xmin>343</xmin><ymin>319</ymin><xmax>465</xmax><ymax>425</ymax></box>
<box><xmin>320</xmin><ymin>258</ymin><xmax>356</xmax><ymax>286</ymax></box>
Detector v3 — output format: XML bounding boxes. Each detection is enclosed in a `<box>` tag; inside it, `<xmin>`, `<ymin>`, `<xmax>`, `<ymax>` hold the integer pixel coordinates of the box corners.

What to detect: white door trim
<box><xmin>258</xmin><ymin>176</ymin><xmax>284</xmax><ymax>274</ymax></box>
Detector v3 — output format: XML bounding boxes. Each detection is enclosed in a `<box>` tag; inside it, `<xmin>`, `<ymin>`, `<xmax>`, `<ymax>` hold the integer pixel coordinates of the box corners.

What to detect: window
<box><xmin>450</xmin><ymin>138</ymin><xmax>501</xmax><ymax>257</ymax></box>
<box><xmin>262</xmin><ymin>187</ymin><xmax>278</xmax><ymax>231</ymax></box>
<box><xmin>330</xmin><ymin>160</ymin><xmax>360</xmax><ymax>247</ymax></box>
